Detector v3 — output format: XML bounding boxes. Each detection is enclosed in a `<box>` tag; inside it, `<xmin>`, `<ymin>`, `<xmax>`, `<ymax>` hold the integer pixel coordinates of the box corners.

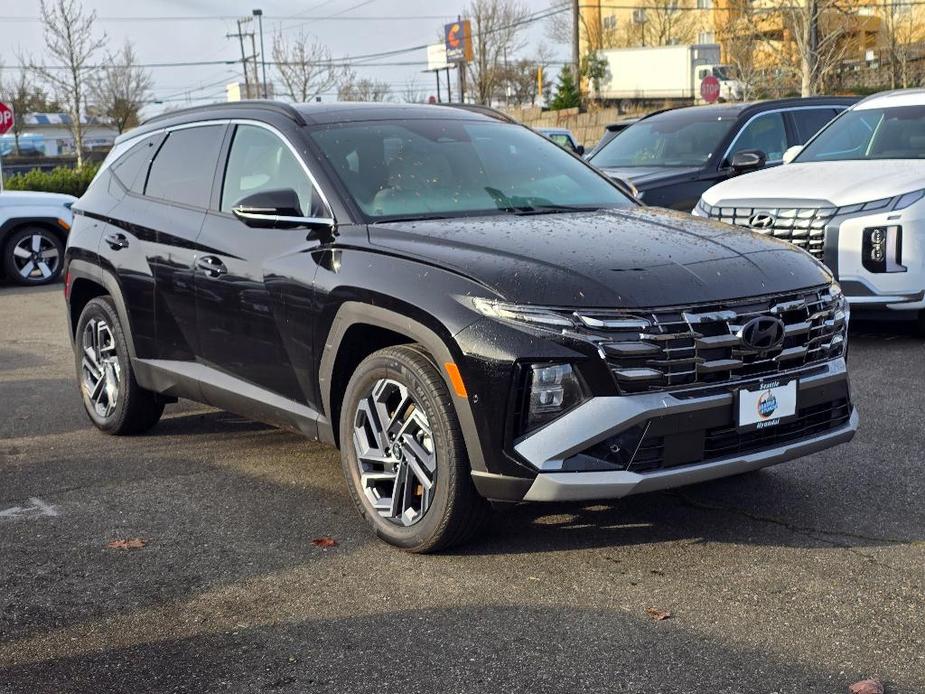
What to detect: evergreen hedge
<box><xmin>4</xmin><ymin>164</ymin><xmax>101</xmax><ymax>197</ymax></box>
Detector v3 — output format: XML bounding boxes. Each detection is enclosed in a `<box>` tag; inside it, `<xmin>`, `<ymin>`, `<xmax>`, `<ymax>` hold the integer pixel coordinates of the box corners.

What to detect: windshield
<box><xmin>308</xmin><ymin>119</ymin><xmax>633</xmax><ymax>221</ymax></box>
<box><xmin>797</xmin><ymin>105</ymin><xmax>925</xmax><ymax>162</ymax></box>
<box><xmin>713</xmin><ymin>65</ymin><xmax>733</xmax><ymax>80</ymax></box>
<box><xmin>589</xmin><ymin>110</ymin><xmax>737</xmax><ymax>168</ymax></box>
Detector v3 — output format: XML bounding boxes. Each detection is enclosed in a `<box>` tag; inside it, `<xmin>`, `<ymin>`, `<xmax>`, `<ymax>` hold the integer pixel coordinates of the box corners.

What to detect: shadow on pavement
<box><xmin>0</xmin><ymin>605</ymin><xmax>891</xmax><ymax>694</ymax></box>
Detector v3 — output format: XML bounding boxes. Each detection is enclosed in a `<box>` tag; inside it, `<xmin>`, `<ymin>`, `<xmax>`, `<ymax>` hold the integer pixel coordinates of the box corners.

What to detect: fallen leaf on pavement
<box><xmin>312</xmin><ymin>537</ymin><xmax>337</xmax><ymax>548</ymax></box>
<box><xmin>849</xmin><ymin>679</ymin><xmax>884</xmax><ymax>694</ymax></box>
<box><xmin>645</xmin><ymin>607</ymin><xmax>671</xmax><ymax>621</ymax></box>
<box><xmin>106</xmin><ymin>538</ymin><xmax>147</xmax><ymax>550</ymax></box>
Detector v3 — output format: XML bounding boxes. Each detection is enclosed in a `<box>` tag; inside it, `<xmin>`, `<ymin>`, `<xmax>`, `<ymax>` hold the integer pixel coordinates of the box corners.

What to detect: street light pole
<box><xmin>253</xmin><ymin>8</ymin><xmax>268</xmax><ymax>99</ymax></box>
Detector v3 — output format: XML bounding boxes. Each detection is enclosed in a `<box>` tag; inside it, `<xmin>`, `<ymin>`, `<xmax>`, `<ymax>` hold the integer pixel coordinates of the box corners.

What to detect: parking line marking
<box><xmin>0</xmin><ymin>497</ymin><xmax>59</xmax><ymax>519</ymax></box>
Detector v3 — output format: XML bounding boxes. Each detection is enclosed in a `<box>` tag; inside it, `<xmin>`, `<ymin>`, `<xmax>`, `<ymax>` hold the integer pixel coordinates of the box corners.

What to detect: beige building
<box><xmin>578</xmin><ymin>0</ymin><xmax>924</xmax><ymax>85</ymax></box>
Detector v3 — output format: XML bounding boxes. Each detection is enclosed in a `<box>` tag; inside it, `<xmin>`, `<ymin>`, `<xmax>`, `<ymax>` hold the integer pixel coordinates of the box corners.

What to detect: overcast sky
<box><xmin>0</xmin><ymin>0</ymin><xmax>566</xmax><ymax>115</ymax></box>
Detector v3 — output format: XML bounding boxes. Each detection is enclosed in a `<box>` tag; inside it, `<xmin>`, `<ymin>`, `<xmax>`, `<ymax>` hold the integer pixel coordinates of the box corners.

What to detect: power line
<box><xmin>0</xmin><ymin>14</ymin><xmax>454</xmax><ymax>22</ymax></box>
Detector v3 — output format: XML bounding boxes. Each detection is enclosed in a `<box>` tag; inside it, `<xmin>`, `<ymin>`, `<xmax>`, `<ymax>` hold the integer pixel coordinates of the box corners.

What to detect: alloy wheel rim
<box><xmin>352</xmin><ymin>378</ymin><xmax>436</xmax><ymax>526</ymax></box>
<box><xmin>81</xmin><ymin>318</ymin><xmax>121</xmax><ymax>418</ymax></box>
<box><xmin>12</xmin><ymin>233</ymin><xmax>59</xmax><ymax>281</ymax></box>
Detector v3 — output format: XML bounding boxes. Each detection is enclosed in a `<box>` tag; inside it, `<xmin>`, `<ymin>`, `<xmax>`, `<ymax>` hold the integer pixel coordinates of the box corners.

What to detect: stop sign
<box><xmin>700</xmin><ymin>75</ymin><xmax>720</xmax><ymax>104</ymax></box>
<box><xmin>0</xmin><ymin>102</ymin><xmax>14</xmax><ymax>135</ymax></box>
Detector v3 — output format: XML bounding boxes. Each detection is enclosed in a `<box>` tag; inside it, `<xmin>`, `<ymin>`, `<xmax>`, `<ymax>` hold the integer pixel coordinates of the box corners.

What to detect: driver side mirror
<box><xmin>574</xmin><ymin>144</ymin><xmax>585</xmax><ymax>156</ymax></box>
<box><xmin>729</xmin><ymin>149</ymin><xmax>767</xmax><ymax>174</ymax></box>
<box><xmin>232</xmin><ymin>188</ymin><xmax>334</xmax><ymax>232</ymax></box>
<box><xmin>782</xmin><ymin>145</ymin><xmax>803</xmax><ymax>164</ymax></box>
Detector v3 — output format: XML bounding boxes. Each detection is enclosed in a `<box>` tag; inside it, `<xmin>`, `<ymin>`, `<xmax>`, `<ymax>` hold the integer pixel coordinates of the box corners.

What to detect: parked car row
<box><xmin>694</xmin><ymin>89</ymin><xmax>925</xmax><ymax>328</ymax></box>
<box><xmin>6</xmin><ymin>90</ymin><xmax>918</xmax><ymax>551</ymax></box>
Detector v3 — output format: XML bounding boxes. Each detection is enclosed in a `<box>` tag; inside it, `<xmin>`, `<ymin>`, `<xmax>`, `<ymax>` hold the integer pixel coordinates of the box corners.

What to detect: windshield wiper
<box><xmin>512</xmin><ymin>203</ymin><xmax>602</xmax><ymax>215</ymax></box>
<box><xmin>483</xmin><ymin>188</ymin><xmax>599</xmax><ymax>215</ymax></box>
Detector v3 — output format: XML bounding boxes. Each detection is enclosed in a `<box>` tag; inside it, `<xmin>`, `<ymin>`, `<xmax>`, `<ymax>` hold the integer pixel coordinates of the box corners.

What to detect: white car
<box><xmin>694</xmin><ymin>88</ymin><xmax>925</xmax><ymax>331</ymax></box>
<box><xmin>0</xmin><ymin>190</ymin><xmax>76</xmax><ymax>285</ymax></box>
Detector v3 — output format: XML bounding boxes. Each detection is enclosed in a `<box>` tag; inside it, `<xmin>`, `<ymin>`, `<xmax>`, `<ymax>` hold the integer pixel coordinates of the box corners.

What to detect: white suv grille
<box><xmin>706</xmin><ymin>206</ymin><xmax>836</xmax><ymax>260</ymax></box>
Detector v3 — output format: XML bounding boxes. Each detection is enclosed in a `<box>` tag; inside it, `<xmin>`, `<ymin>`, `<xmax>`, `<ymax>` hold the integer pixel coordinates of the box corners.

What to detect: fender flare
<box><xmin>318</xmin><ymin>301</ymin><xmax>487</xmax><ymax>473</ymax></box>
<box><xmin>65</xmin><ymin>259</ymin><xmax>138</xmax><ymax>361</ymax></box>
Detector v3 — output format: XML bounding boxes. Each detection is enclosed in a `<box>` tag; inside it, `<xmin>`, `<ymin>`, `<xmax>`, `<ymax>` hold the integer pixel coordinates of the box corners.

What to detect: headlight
<box><xmin>837</xmin><ymin>189</ymin><xmax>925</xmax><ymax>215</ymax></box>
<box><xmin>694</xmin><ymin>198</ymin><xmax>713</xmax><ymax>216</ymax></box>
<box><xmin>894</xmin><ymin>189</ymin><xmax>925</xmax><ymax>211</ymax></box>
<box><xmin>525</xmin><ymin>363</ymin><xmax>587</xmax><ymax>430</ymax></box>
<box><xmin>472</xmin><ymin>299</ymin><xmax>574</xmax><ymax>330</ymax></box>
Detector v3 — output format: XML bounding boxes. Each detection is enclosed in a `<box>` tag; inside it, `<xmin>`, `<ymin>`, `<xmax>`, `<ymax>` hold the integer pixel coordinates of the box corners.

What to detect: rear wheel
<box><xmin>339</xmin><ymin>345</ymin><xmax>489</xmax><ymax>552</ymax></box>
<box><xmin>3</xmin><ymin>226</ymin><xmax>64</xmax><ymax>285</ymax></box>
<box><xmin>917</xmin><ymin>310</ymin><xmax>925</xmax><ymax>337</ymax></box>
<box><xmin>75</xmin><ymin>296</ymin><xmax>164</xmax><ymax>434</ymax></box>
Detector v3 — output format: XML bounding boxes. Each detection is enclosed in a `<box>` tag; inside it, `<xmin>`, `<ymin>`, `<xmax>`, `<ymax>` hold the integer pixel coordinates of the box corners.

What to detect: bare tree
<box><xmin>0</xmin><ymin>69</ymin><xmax>60</xmax><ymax>154</ymax></box>
<box><xmin>272</xmin><ymin>30</ymin><xmax>342</xmax><ymax>103</ymax></box>
<box><xmin>466</xmin><ymin>0</ymin><xmax>531</xmax><ymax>105</ymax></box>
<box><xmin>25</xmin><ymin>0</ymin><xmax>106</xmax><ymax>167</ymax></box>
<box><xmin>620</xmin><ymin>0</ymin><xmax>700</xmax><ymax>47</ymax></box>
<box><xmin>89</xmin><ymin>41</ymin><xmax>151</xmax><ymax>133</ymax></box>
<box><xmin>494</xmin><ymin>59</ymin><xmax>538</xmax><ymax>105</ymax></box>
<box><xmin>337</xmin><ymin>70</ymin><xmax>391</xmax><ymax>101</ymax></box>
<box><xmin>881</xmin><ymin>0</ymin><xmax>920</xmax><ymax>89</ymax></box>
<box><xmin>774</xmin><ymin>0</ymin><xmax>857</xmax><ymax>95</ymax></box>
<box><xmin>721</xmin><ymin>1</ymin><xmax>779</xmax><ymax>100</ymax></box>
<box><xmin>399</xmin><ymin>78</ymin><xmax>424</xmax><ymax>104</ymax></box>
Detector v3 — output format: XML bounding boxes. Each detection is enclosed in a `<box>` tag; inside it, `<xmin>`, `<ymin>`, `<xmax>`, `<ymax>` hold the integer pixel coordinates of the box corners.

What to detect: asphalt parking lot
<box><xmin>0</xmin><ymin>284</ymin><xmax>923</xmax><ymax>694</ymax></box>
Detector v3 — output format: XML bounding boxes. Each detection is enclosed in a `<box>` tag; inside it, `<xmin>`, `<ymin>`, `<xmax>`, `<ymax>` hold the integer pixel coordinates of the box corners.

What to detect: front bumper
<box><xmin>832</xmin><ymin>206</ymin><xmax>925</xmax><ymax>313</ymax></box>
<box><xmin>510</xmin><ymin>359</ymin><xmax>856</xmax><ymax>502</ymax></box>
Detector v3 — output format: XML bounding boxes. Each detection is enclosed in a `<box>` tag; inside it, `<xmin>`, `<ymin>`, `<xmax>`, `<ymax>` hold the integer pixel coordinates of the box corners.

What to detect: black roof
<box><xmin>125</xmin><ymin>100</ymin><xmax>496</xmax><ymax>143</ymax></box>
<box><xmin>637</xmin><ymin>96</ymin><xmax>859</xmax><ymax>124</ymax></box>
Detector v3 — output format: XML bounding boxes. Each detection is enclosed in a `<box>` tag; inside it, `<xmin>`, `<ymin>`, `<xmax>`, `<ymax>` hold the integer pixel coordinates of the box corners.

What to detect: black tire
<box><xmin>917</xmin><ymin>310</ymin><xmax>925</xmax><ymax>338</ymax></box>
<box><xmin>3</xmin><ymin>226</ymin><xmax>65</xmax><ymax>286</ymax></box>
<box><xmin>74</xmin><ymin>296</ymin><xmax>165</xmax><ymax>435</ymax></box>
<box><xmin>339</xmin><ymin>344</ymin><xmax>490</xmax><ymax>553</ymax></box>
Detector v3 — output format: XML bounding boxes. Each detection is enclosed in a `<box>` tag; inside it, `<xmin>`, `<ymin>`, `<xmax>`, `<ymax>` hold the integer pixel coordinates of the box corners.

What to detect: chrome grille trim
<box><xmin>573</xmin><ymin>286</ymin><xmax>848</xmax><ymax>394</ymax></box>
<box><xmin>706</xmin><ymin>206</ymin><xmax>830</xmax><ymax>260</ymax></box>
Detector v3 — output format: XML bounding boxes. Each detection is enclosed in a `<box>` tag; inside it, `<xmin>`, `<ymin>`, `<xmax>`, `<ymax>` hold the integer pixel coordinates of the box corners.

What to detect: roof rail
<box><xmin>141</xmin><ymin>100</ymin><xmax>305</xmax><ymax>127</ymax></box>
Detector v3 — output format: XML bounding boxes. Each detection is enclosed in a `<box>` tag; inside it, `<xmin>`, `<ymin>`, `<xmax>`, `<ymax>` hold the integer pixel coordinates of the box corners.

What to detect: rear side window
<box><xmin>791</xmin><ymin>108</ymin><xmax>838</xmax><ymax>142</ymax></box>
<box><xmin>111</xmin><ymin>134</ymin><xmax>163</xmax><ymax>193</ymax></box>
<box><xmin>145</xmin><ymin>125</ymin><xmax>225</xmax><ymax>208</ymax></box>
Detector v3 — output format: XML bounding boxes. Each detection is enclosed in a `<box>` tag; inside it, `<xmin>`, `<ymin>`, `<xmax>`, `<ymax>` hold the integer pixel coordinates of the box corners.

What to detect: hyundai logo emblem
<box><xmin>748</xmin><ymin>213</ymin><xmax>776</xmax><ymax>230</ymax></box>
<box><xmin>739</xmin><ymin>316</ymin><xmax>786</xmax><ymax>352</ymax></box>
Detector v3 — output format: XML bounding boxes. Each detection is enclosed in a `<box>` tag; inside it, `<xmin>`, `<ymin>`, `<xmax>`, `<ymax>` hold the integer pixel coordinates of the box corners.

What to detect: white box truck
<box><xmin>597</xmin><ymin>44</ymin><xmax>743</xmax><ymax>105</ymax></box>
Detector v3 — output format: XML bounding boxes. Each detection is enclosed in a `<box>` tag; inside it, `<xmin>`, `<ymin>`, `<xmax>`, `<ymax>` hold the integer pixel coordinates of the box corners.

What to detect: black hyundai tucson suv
<box><xmin>64</xmin><ymin>101</ymin><xmax>857</xmax><ymax>552</ymax></box>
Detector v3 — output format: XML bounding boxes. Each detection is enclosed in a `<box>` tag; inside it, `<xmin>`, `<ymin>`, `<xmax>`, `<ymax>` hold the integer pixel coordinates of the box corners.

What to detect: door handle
<box><xmin>196</xmin><ymin>255</ymin><xmax>227</xmax><ymax>277</ymax></box>
<box><xmin>103</xmin><ymin>232</ymin><xmax>129</xmax><ymax>250</ymax></box>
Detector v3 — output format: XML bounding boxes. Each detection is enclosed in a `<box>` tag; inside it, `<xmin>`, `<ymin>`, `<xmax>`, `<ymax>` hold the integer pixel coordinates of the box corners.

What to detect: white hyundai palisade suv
<box><xmin>694</xmin><ymin>89</ymin><xmax>925</xmax><ymax>331</ymax></box>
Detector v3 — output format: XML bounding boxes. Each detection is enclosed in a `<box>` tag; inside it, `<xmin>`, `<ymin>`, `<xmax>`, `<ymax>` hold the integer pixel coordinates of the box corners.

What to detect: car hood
<box><xmin>0</xmin><ymin>190</ymin><xmax>77</xmax><ymax>207</ymax></box>
<box><xmin>367</xmin><ymin>208</ymin><xmax>831</xmax><ymax>308</ymax></box>
<box><xmin>701</xmin><ymin>160</ymin><xmax>925</xmax><ymax>207</ymax></box>
<box><xmin>596</xmin><ymin>165</ymin><xmax>701</xmax><ymax>188</ymax></box>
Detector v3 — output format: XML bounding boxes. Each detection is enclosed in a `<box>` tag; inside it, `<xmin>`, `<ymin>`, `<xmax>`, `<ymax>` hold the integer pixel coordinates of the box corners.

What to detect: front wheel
<box><xmin>339</xmin><ymin>345</ymin><xmax>489</xmax><ymax>553</ymax></box>
<box><xmin>75</xmin><ymin>296</ymin><xmax>165</xmax><ymax>434</ymax></box>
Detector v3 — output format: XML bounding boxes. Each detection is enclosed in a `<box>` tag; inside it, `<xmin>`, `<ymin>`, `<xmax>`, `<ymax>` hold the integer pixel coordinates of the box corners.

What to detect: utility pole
<box><xmin>253</xmin><ymin>9</ymin><xmax>269</xmax><ymax>99</ymax></box>
<box><xmin>572</xmin><ymin>0</ymin><xmax>582</xmax><ymax>103</ymax></box>
<box><xmin>226</xmin><ymin>19</ymin><xmax>253</xmax><ymax>95</ymax></box>
<box><xmin>457</xmin><ymin>14</ymin><xmax>467</xmax><ymax>103</ymax></box>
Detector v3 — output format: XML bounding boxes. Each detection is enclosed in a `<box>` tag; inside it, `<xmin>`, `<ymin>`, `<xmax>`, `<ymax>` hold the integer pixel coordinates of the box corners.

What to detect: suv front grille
<box><xmin>706</xmin><ymin>206</ymin><xmax>835</xmax><ymax>260</ymax></box>
<box><xmin>574</xmin><ymin>286</ymin><xmax>847</xmax><ymax>394</ymax></box>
